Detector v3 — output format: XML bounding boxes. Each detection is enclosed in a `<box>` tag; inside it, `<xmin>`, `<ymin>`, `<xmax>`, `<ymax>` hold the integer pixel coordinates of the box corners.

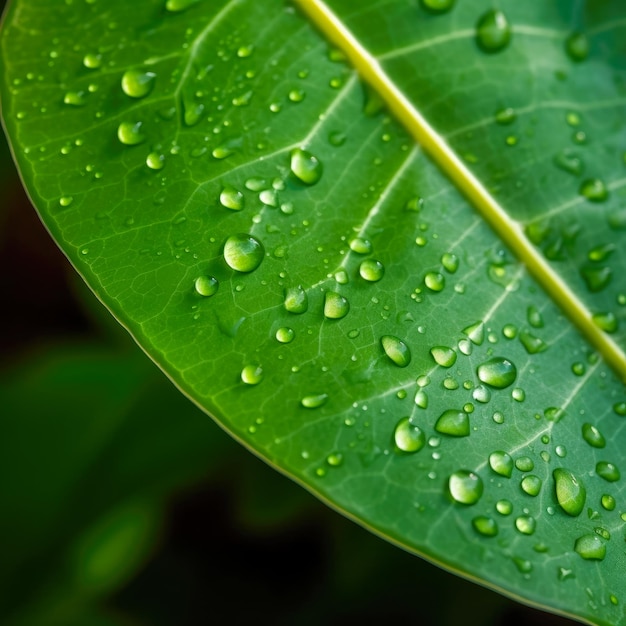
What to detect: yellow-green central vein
<box><xmin>294</xmin><ymin>0</ymin><xmax>626</xmax><ymax>384</ymax></box>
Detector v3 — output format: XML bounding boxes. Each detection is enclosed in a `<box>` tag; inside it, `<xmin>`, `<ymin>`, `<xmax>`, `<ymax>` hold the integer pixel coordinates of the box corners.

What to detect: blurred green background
<box><xmin>0</xmin><ymin>2</ymin><xmax>579</xmax><ymax>623</ymax></box>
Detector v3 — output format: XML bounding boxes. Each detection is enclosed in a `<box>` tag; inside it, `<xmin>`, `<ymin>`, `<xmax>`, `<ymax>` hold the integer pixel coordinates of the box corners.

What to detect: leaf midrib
<box><xmin>293</xmin><ymin>0</ymin><xmax>626</xmax><ymax>383</ymax></box>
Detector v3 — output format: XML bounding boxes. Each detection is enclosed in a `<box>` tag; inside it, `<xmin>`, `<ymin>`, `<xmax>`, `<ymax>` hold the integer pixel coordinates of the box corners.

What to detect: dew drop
<box><xmin>359</xmin><ymin>259</ymin><xmax>385</xmax><ymax>282</ymax></box>
<box><xmin>581</xmin><ymin>423</ymin><xmax>606</xmax><ymax>448</ymax></box>
<box><xmin>121</xmin><ymin>69</ymin><xmax>156</xmax><ymax>98</ymax></box>
<box><xmin>565</xmin><ymin>32</ymin><xmax>590</xmax><ymax>62</ymax></box>
<box><xmin>601</xmin><ymin>494</ymin><xmax>616</xmax><ymax>511</ymax></box>
<box><xmin>502</xmin><ymin>324</ymin><xmax>517</xmax><ymax>339</ymax></box>
<box><xmin>165</xmin><ymin>0</ymin><xmax>200</xmax><ymax>11</ymax></box>
<box><xmin>63</xmin><ymin>91</ymin><xmax>87</xmax><ymax>106</ymax></box>
<box><xmin>301</xmin><ymin>393</ymin><xmax>328</xmax><ymax>409</ymax></box>
<box><xmin>472</xmin><ymin>516</ymin><xmax>498</xmax><ymax>537</ymax></box>
<box><xmin>477</xmin><ymin>357</ymin><xmax>517</xmax><ymax>389</ymax></box>
<box><xmin>420</xmin><ymin>0</ymin><xmax>455</xmax><ymax>13</ymax></box>
<box><xmin>495</xmin><ymin>107</ymin><xmax>516</xmax><ymax>125</ymax></box>
<box><xmin>596</xmin><ymin>461</ymin><xmax>620</xmax><ymax>482</ymax></box>
<box><xmin>425</xmin><ymin>271</ymin><xmax>445</xmax><ymax>292</ymax></box>
<box><xmin>472</xmin><ymin>385</ymin><xmax>491</xmax><ymax>403</ymax></box>
<box><xmin>579</xmin><ymin>178</ymin><xmax>608</xmax><ymax>202</ymax></box>
<box><xmin>475</xmin><ymin>10</ymin><xmax>511</xmax><ymax>53</ymax></box>
<box><xmin>145</xmin><ymin>152</ymin><xmax>165</xmax><ymax>170</ymax></box>
<box><xmin>194</xmin><ymin>275</ymin><xmax>218</xmax><ymax>297</ymax></box>
<box><xmin>381</xmin><ymin>335</ymin><xmax>411</xmax><ymax>367</ymax></box>
<box><xmin>219</xmin><ymin>185</ymin><xmax>244</xmax><ymax>211</ymax></box>
<box><xmin>581</xmin><ymin>266</ymin><xmax>612</xmax><ymax>292</ymax></box>
<box><xmin>463</xmin><ymin>321</ymin><xmax>484</xmax><ymax>345</ymax></box>
<box><xmin>275</xmin><ymin>327</ymin><xmax>295</xmax><ymax>344</ymax></box>
<box><xmin>521</xmin><ymin>475</ymin><xmax>542</xmax><ymax>497</ymax></box>
<box><xmin>349</xmin><ymin>237</ymin><xmax>372</xmax><ymax>254</ymax></box>
<box><xmin>614</xmin><ymin>402</ymin><xmax>626</xmax><ymax>417</ymax></box>
<box><xmin>117</xmin><ymin>121</ymin><xmax>145</xmax><ymax>146</ymax></box>
<box><xmin>553</xmin><ymin>468</ymin><xmax>586</xmax><ymax>516</ymax></box>
<box><xmin>324</xmin><ymin>291</ymin><xmax>350</xmax><ymax>320</ymax></box>
<box><xmin>515</xmin><ymin>515</ymin><xmax>536</xmax><ymax>535</ymax></box>
<box><xmin>553</xmin><ymin>149</ymin><xmax>583</xmax><ymax>176</ymax></box>
<box><xmin>489</xmin><ymin>451</ymin><xmax>514</xmax><ymax>478</ymax></box>
<box><xmin>241</xmin><ymin>364</ymin><xmax>263</xmax><ymax>385</ymax></box>
<box><xmin>59</xmin><ymin>196</ymin><xmax>73</xmax><ymax>207</ymax></box>
<box><xmin>223</xmin><ymin>234</ymin><xmax>264</xmax><ymax>273</ymax></box>
<box><xmin>284</xmin><ymin>285</ymin><xmax>308</xmax><ymax>314</ymax></box>
<box><xmin>527</xmin><ymin>306</ymin><xmax>543</xmax><ymax>328</ymax></box>
<box><xmin>448</xmin><ymin>470</ymin><xmax>483</xmax><ymax>505</ymax></box>
<box><xmin>430</xmin><ymin>346</ymin><xmax>457</xmax><ymax>368</ymax></box>
<box><xmin>435</xmin><ymin>409</ymin><xmax>469</xmax><ymax>437</ymax></box>
<box><xmin>83</xmin><ymin>53</ymin><xmax>102</xmax><ymax>69</ymax></box>
<box><xmin>394</xmin><ymin>417</ymin><xmax>426</xmax><ymax>453</ymax></box>
<box><xmin>519</xmin><ymin>331</ymin><xmax>548</xmax><ymax>354</ymax></box>
<box><xmin>414</xmin><ymin>389</ymin><xmax>428</xmax><ymax>409</ymax></box>
<box><xmin>441</xmin><ymin>252</ymin><xmax>459</xmax><ymax>273</ymax></box>
<box><xmin>496</xmin><ymin>499</ymin><xmax>512</xmax><ymax>515</ymax></box>
<box><xmin>574</xmin><ymin>534</ymin><xmax>606</xmax><ymax>561</ymax></box>
<box><xmin>592</xmin><ymin>312</ymin><xmax>618</xmax><ymax>334</ymax></box>
<box><xmin>290</xmin><ymin>148</ymin><xmax>323</xmax><ymax>185</ymax></box>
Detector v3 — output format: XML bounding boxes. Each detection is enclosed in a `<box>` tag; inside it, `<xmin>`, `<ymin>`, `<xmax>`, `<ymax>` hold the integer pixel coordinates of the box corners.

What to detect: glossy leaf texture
<box><xmin>1</xmin><ymin>1</ymin><xmax>626</xmax><ymax>624</ymax></box>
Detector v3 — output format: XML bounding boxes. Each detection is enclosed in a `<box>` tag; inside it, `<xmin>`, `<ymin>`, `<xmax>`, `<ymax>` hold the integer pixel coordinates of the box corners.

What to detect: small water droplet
<box><xmin>475</xmin><ymin>9</ymin><xmax>511</xmax><ymax>53</ymax></box>
<box><xmin>349</xmin><ymin>237</ymin><xmax>372</xmax><ymax>254</ymax></box>
<box><xmin>515</xmin><ymin>515</ymin><xmax>536</xmax><ymax>535</ymax></box>
<box><xmin>380</xmin><ymin>335</ymin><xmax>411</xmax><ymax>367</ymax></box>
<box><xmin>477</xmin><ymin>357</ymin><xmax>517</xmax><ymax>389</ymax></box>
<box><xmin>581</xmin><ymin>423</ymin><xmax>605</xmax><ymax>448</ymax></box>
<box><xmin>284</xmin><ymin>285</ymin><xmax>308</xmax><ymax>314</ymax></box>
<box><xmin>121</xmin><ymin>69</ymin><xmax>156</xmax><ymax>98</ymax></box>
<box><xmin>519</xmin><ymin>331</ymin><xmax>548</xmax><ymax>354</ymax></box>
<box><xmin>145</xmin><ymin>152</ymin><xmax>165</xmax><ymax>170</ymax></box>
<box><xmin>289</xmin><ymin>148</ymin><xmax>323</xmax><ymax>185</ymax></box>
<box><xmin>596</xmin><ymin>461</ymin><xmax>620</xmax><ymax>482</ymax></box>
<box><xmin>288</xmin><ymin>88</ymin><xmax>305</xmax><ymax>102</ymax></box>
<box><xmin>579</xmin><ymin>178</ymin><xmax>608</xmax><ymax>202</ymax></box>
<box><xmin>425</xmin><ymin>271</ymin><xmax>445</xmax><ymax>292</ymax></box>
<box><xmin>223</xmin><ymin>233</ymin><xmax>264</xmax><ymax>273</ymax></box>
<box><xmin>489</xmin><ymin>451</ymin><xmax>514</xmax><ymax>477</ymax></box>
<box><xmin>472</xmin><ymin>516</ymin><xmax>498</xmax><ymax>537</ymax></box>
<box><xmin>521</xmin><ymin>475</ymin><xmax>542</xmax><ymax>497</ymax></box>
<box><xmin>512</xmin><ymin>556</ymin><xmax>533</xmax><ymax>573</ymax></box>
<box><xmin>553</xmin><ymin>149</ymin><xmax>583</xmax><ymax>176</ymax></box>
<box><xmin>502</xmin><ymin>324</ymin><xmax>517</xmax><ymax>339</ymax></box>
<box><xmin>592</xmin><ymin>312</ymin><xmax>618</xmax><ymax>333</ymax></box>
<box><xmin>275</xmin><ymin>327</ymin><xmax>295</xmax><ymax>344</ymax></box>
<box><xmin>496</xmin><ymin>499</ymin><xmax>512</xmax><ymax>515</ymax></box>
<box><xmin>194</xmin><ymin>275</ymin><xmax>218</xmax><ymax>297</ymax></box>
<box><xmin>463</xmin><ymin>321</ymin><xmax>484</xmax><ymax>345</ymax></box>
<box><xmin>59</xmin><ymin>196</ymin><xmax>73</xmax><ymax>207</ymax></box>
<box><xmin>165</xmin><ymin>0</ymin><xmax>200</xmax><ymax>11</ymax></box>
<box><xmin>515</xmin><ymin>457</ymin><xmax>534</xmax><ymax>472</ymax></box>
<box><xmin>435</xmin><ymin>409</ymin><xmax>469</xmax><ymax>437</ymax></box>
<box><xmin>430</xmin><ymin>346</ymin><xmax>457</xmax><ymax>368</ymax></box>
<box><xmin>441</xmin><ymin>252</ymin><xmax>459</xmax><ymax>273</ymax></box>
<box><xmin>581</xmin><ymin>266</ymin><xmax>612</xmax><ymax>292</ymax></box>
<box><xmin>601</xmin><ymin>494</ymin><xmax>616</xmax><ymax>511</ymax></box>
<box><xmin>565</xmin><ymin>32</ymin><xmax>590</xmax><ymax>62</ymax></box>
<box><xmin>63</xmin><ymin>91</ymin><xmax>87</xmax><ymax>106</ymax></box>
<box><xmin>394</xmin><ymin>417</ymin><xmax>426</xmax><ymax>453</ymax></box>
<box><xmin>117</xmin><ymin>121</ymin><xmax>145</xmax><ymax>146</ymax></box>
<box><xmin>613</xmin><ymin>402</ymin><xmax>626</xmax><ymax>417</ymax></box>
<box><xmin>527</xmin><ymin>306</ymin><xmax>543</xmax><ymax>328</ymax></box>
<box><xmin>359</xmin><ymin>259</ymin><xmax>385</xmax><ymax>282</ymax></box>
<box><xmin>324</xmin><ymin>291</ymin><xmax>350</xmax><ymax>320</ymax></box>
<box><xmin>574</xmin><ymin>534</ymin><xmax>606</xmax><ymax>561</ymax></box>
<box><xmin>553</xmin><ymin>468</ymin><xmax>586</xmax><ymax>516</ymax></box>
<box><xmin>301</xmin><ymin>393</ymin><xmax>328</xmax><ymax>409</ymax></box>
<box><xmin>495</xmin><ymin>107</ymin><xmax>516</xmax><ymax>125</ymax></box>
<box><xmin>414</xmin><ymin>389</ymin><xmax>428</xmax><ymax>408</ymax></box>
<box><xmin>420</xmin><ymin>0</ymin><xmax>455</xmax><ymax>13</ymax></box>
<box><xmin>219</xmin><ymin>185</ymin><xmax>244</xmax><ymax>211</ymax></box>
<box><xmin>512</xmin><ymin>387</ymin><xmax>525</xmax><ymax>402</ymax></box>
<box><xmin>449</xmin><ymin>470</ymin><xmax>483</xmax><ymax>505</ymax></box>
<box><xmin>472</xmin><ymin>385</ymin><xmax>491</xmax><ymax>403</ymax></box>
<box><xmin>241</xmin><ymin>364</ymin><xmax>263</xmax><ymax>385</ymax></box>
<box><xmin>83</xmin><ymin>53</ymin><xmax>102</xmax><ymax>69</ymax></box>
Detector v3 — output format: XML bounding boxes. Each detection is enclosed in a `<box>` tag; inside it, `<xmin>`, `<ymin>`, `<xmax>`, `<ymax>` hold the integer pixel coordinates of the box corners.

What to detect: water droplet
<box><xmin>290</xmin><ymin>148</ymin><xmax>323</xmax><ymax>185</ymax></box>
<box><xmin>414</xmin><ymin>389</ymin><xmax>428</xmax><ymax>409</ymax></box>
<box><xmin>496</xmin><ymin>499</ymin><xmax>512</xmax><ymax>515</ymax></box>
<box><xmin>381</xmin><ymin>335</ymin><xmax>411</xmax><ymax>367</ymax></box>
<box><xmin>223</xmin><ymin>234</ymin><xmax>265</xmax><ymax>273</ymax></box>
<box><xmin>165</xmin><ymin>0</ymin><xmax>200</xmax><ymax>11</ymax></box>
<box><xmin>581</xmin><ymin>423</ymin><xmax>606</xmax><ymax>448</ymax></box>
<box><xmin>121</xmin><ymin>69</ymin><xmax>156</xmax><ymax>98</ymax></box>
<box><xmin>145</xmin><ymin>152</ymin><xmax>165</xmax><ymax>170</ymax></box>
<box><xmin>275</xmin><ymin>327</ymin><xmax>295</xmax><ymax>343</ymax></box>
<box><xmin>581</xmin><ymin>266</ymin><xmax>612</xmax><ymax>292</ymax></box>
<box><xmin>183</xmin><ymin>100</ymin><xmax>205</xmax><ymax>126</ymax></box>
<box><xmin>512</xmin><ymin>387</ymin><xmax>525</xmax><ymax>402</ymax></box>
<box><xmin>558</xmin><ymin>567</ymin><xmax>575</xmax><ymax>581</ymax></box>
<box><xmin>219</xmin><ymin>185</ymin><xmax>244</xmax><ymax>211</ymax></box>
<box><xmin>284</xmin><ymin>285</ymin><xmax>308</xmax><ymax>314</ymax></box>
<box><xmin>349</xmin><ymin>237</ymin><xmax>372</xmax><ymax>254</ymax></box>
<box><xmin>515</xmin><ymin>457</ymin><xmax>534</xmax><ymax>472</ymax></box>
<box><xmin>448</xmin><ymin>470</ymin><xmax>483</xmax><ymax>505</ymax></box>
<box><xmin>59</xmin><ymin>196</ymin><xmax>73</xmax><ymax>207</ymax></box>
<box><xmin>475</xmin><ymin>10</ymin><xmax>511</xmax><ymax>54</ymax></box>
<box><xmin>477</xmin><ymin>357</ymin><xmax>517</xmax><ymax>389</ymax></box>
<box><xmin>553</xmin><ymin>468</ymin><xmax>586</xmax><ymax>516</ymax></box>
<box><xmin>425</xmin><ymin>271</ymin><xmax>445</xmax><ymax>292</ymax></box>
<box><xmin>288</xmin><ymin>88</ymin><xmax>305</xmax><ymax>103</ymax></box>
<box><xmin>472</xmin><ymin>385</ymin><xmax>491</xmax><ymax>403</ymax></box>
<box><xmin>441</xmin><ymin>252</ymin><xmax>459</xmax><ymax>273</ymax></box>
<box><xmin>117</xmin><ymin>121</ymin><xmax>145</xmax><ymax>146</ymax></box>
<box><xmin>463</xmin><ymin>321</ymin><xmax>484</xmax><ymax>345</ymax></box>
<box><xmin>521</xmin><ymin>475</ymin><xmax>542</xmax><ymax>497</ymax></box>
<box><xmin>596</xmin><ymin>461</ymin><xmax>620</xmax><ymax>482</ymax></box>
<box><xmin>83</xmin><ymin>53</ymin><xmax>102</xmax><ymax>69</ymax></box>
<box><xmin>579</xmin><ymin>178</ymin><xmax>608</xmax><ymax>202</ymax></box>
<box><xmin>430</xmin><ymin>346</ymin><xmax>457</xmax><ymax>368</ymax></box>
<box><xmin>489</xmin><ymin>451</ymin><xmax>513</xmax><ymax>477</ymax></box>
<box><xmin>472</xmin><ymin>516</ymin><xmax>498</xmax><ymax>537</ymax></box>
<box><xmin>519</xmin><ymin>331</ymin><xmax>548</xmax><ymax>354</ymax></box>
<box><xmin>565</xmin><ymin>32</ymin><xmax>590</xmax><ymax>62</ymax></box>
<box><xmin>194</xmin><ymin>275</ymin><xmax>218</xmax><ymax>297</ymax></box>
<box><xmin>435</xmin><ymin>409</ymin><xmax>469</xmax><ymax>437</ymax></box>
<box><xmin>614</xmin><ymin>402</ymin><xmax>626</xmax><ymax>417</ymax></box>
<box><xmin>553</xmin><ymin>149</ymin><xmax>583</xmax><ymax>176</ymax></box>
<box><xmin>512</xmin><ymin>557</ymin><xmax>533</xmax><ymax>573</ymax></box>
<box><xmin>301</xmin><ymin>393</ymin><xmax>328</xmax><ymax>409</ymax></box>
<box><xmin>515</xmin><ymin>515</ymin><xmax>536</xmax><ymax>535</ymax></box>
<box><xmin>592</xmin><ymin>312</ymin><xmax>618</xmax><ymax>333</ymax></box>
<box><xmin>502</xmin><ymin>324</ymin><xmax>517</xmax><ymax>339</ymax></box>
<box><xmin>527</xmin><ymin>306</ymin><xmax>543</xmax><ymax>328</ymax></box>
<box><xmin>359</xmin><ymin>259</ymin><xmax>385</xmax><ymax>282</ymax></box>
<box><xmin>324</xmin><ymin>291</ymin><xmax>350</xmax><ymax>320</ymax></box>
<box><xmin>63</xmin><ymin>91</ymin><xmax>87</xmax><ymax>106</ymax></box>
<box><xmin>420</xmin><ymin>0</ymin><xmax>455</xmax><ymax>13</ymax></box>
<box><xmin>241</xmin><ymin>364</ymin><xmax>263</xmax><ymax>385</ymax></box>
<box><xmin>394</xmin><ymin>417</ymin><xmax>426</xmax><ymax>453</ymax></box>
<box><xmin>588</xmin><ymin>243</ymin><xmax>615</xmax><ymax>262</ymax></box>
<box><xmin>495</xmin><ymin>107</ymin><xmax>516</xmax><ymax>125</ymax></box>
<box><xmin>601</xmin><ymin>494</ymin><xmax>616</xmax><ymax>511</ymax></box>
<box><xmin>574</xmin><ymin>534</ymin><xmax>606</xmax><ymax>561</ymax></box>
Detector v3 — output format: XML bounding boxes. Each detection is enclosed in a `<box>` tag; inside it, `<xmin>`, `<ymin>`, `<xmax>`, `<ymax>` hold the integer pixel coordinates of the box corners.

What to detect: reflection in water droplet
<box><xmin>476</xmin><ymin>10</ymin><xmax>511</xmax><ymax>53</ymax></box>
<box><xmin>449</xmin><ymin>470</ymin><xmax>483</xmax><ymax>505</ymax></box>
<box><xmin>241</xmin><ymin>364</ymin><xmax>263</xmax><ymax>385</ymax></box>
<box><xmin>477</xmin><ymin>357</ymin><xmax>517</xmax><ymax>388</ymax></box>
<box><xmin>435</xmin><ymin>409</ymin><xmax>469</xmax><ymax>437</ymax></box>
<box><xmin>121</xmin><ymin>69</ymin><xmax>156</xmax><ymax>98</ymax></box>
<box><xmin>290</xmin><ymin>148</ymin><xmax>323</xmax><ymax>185</ymax></box>
<box><xmin>381</xmin><ymin>335</ymin><xmax>411</xmax><ymax>367</ymax></box>
<box><xmin>553</xmin><ymin>468</ymin><xmax>586</xmax><ymax>516</ymax></box>
<box><xmin>394</xmin><ymin>417</ymin><xmax>426</xmax><ymax>453</ymax></box>
<box><xmin>223</xmin><ymin>234</ymin><xmax>264</xmax><ymax>273</ymax></box>
<box><xmin>194</xmin><ymin>275</ymin><xmax>218</xmax><ymax>297</ymax></box>
<box><xmin>324</xmin><ymin>291</ymin><xmax>350</xmax><ymax>319</ymax></box>
<box><xmin>574</xmin><ymin>534</ymin><xmax>606</xmax><ymax>561</ymax></box>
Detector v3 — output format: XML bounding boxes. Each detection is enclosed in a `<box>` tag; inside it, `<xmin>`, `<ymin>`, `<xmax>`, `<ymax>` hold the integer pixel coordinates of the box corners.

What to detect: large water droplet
<box><xmin>290</xmin><ymin>148</ymin><xmax>323</xmax><ymax>185</ymax></box>
<box><xmin>194</xmin><ymin>275</ymin><xmax>218</xmax><ymax>297</ymax></box>
<box><xmin>359</xmin><ymin>259</ymin><xmax>385</xmax><ymax>282</ymax></box>
<box><xmin>553</xmin><ymin>468</ymin><xmax>586</xmax><ymax>516</ymax></box>
<box><xmin>476</xmin><ymin>10</ymin><xmax>511</xmax><ymax>53</ymax></box>
<box><xmin>324</xmin><ymin>291</ymin><xmax>350</xmax><ymax>319</ymax></box>
<box><xmin>117</xmin><ymin>121</ymin><xmax>145</xmax><ymax>146</ymax></box>
<box><xmin>582</xmin><ymin>423</ymin><xmax>606</xmax><ymax>448</ymax></box>
<box><xmin>394</xmin><ymin>417</ymin><xmax>426</xmax><ymax>453</ymax></box>
<box><xmin>489</xmin><ymin>451</ymin><xmax>513</xmax><ymax>478</ymax></box>
<box><xmin>121</xmin><ymin>69</ymin><xmax>156</xmax><ymax>98</ymax></box>
<box><xmin>596</xmin><ymin>461</ymin><xmax>620</xmax><ymax>482</ymax></box>
<box><xmin>449</xmin><ymin>470</ymin><xmax>483</xmax><ymax>505</ymax></box>
<box><xmin>381</xmin><ymin>335</ymin><xmax>411</xmax><ymax>367</ymax></box>
<box><xmin>574</xmin><ymin>534</ymin><xmax>606</xmax><ymax>561</ymax></box>
<box><xmin>579</xmin><ymin>178</ymin><xmax>608</xmax><ymax>202</ymax></box>
<box><xmin>223</xmin><ymin>234</ymin><xmax>264</xmax><ymax>273</ymax></box>
<box><xmin>435</xmin><ymin>409</ymin><xmax>469</xmax><ymax>437</ymax></box>
<box><xmin>477</xmin><ymin>357</ymin><xmax>517</xmax><ymax>389</ymax></box>
<box><xmin>284</xmin><ymin>285</ymin><xmax>308</xmax><ymax>314</ymax></box>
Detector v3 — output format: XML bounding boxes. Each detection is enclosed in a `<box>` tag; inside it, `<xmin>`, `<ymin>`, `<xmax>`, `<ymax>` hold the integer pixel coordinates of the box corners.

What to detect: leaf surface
<box><xmin>1</xmin><ymin>1</ymin><xmax>626</xmax><ymax>623</ymax></box>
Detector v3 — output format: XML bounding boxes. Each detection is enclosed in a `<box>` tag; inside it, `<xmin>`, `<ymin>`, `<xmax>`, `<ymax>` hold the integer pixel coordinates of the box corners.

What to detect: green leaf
<box><xmin>2</xmin><ymin>1</ymin><xmax>626</xmax><ymax>623</ymax></box>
